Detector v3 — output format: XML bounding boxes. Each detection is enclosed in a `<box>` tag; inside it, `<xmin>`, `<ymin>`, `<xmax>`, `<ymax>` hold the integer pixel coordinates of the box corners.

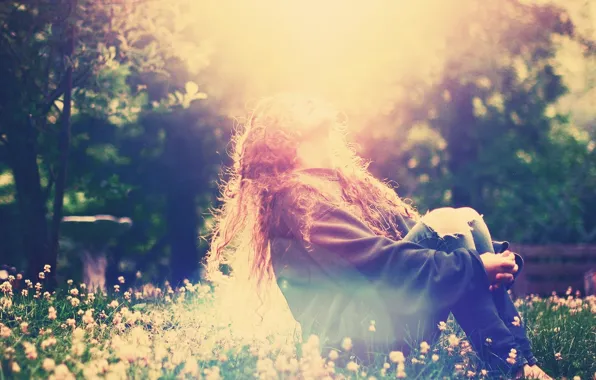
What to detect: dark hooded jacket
<box><xmin>269</xmin><ymin>168</ymin><xmax>510</xmax><ymax>358</ymax></box>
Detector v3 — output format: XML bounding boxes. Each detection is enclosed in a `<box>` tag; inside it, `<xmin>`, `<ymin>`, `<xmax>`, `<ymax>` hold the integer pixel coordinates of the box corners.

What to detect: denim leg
<box><xmin>437</xmin><ymin>233</ymin><xmax>527</xmax><ymax>375</ymax></box>
<box><xmin>468</xmin><ymin>213</ymin><xmax>537</xmax><ymax>365</ymax></box>
<box><xmin>418</xmin><ymin>209</ymin><xmax>527</xmax><ymax>374</ymax></box>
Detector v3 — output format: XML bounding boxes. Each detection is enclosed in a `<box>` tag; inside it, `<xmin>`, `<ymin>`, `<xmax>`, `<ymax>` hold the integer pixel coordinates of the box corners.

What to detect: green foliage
<box><xmin>362</xmin><ymin>0</ymin><xmax>596</xmax><ymax>244</ymax></box>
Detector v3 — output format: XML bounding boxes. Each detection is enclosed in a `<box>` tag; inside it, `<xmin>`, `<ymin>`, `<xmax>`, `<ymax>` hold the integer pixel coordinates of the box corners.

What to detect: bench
<box><xmin>509</xmin><ymin>244</ymin><xmax>596</xmax><ymax>297</ymax></box>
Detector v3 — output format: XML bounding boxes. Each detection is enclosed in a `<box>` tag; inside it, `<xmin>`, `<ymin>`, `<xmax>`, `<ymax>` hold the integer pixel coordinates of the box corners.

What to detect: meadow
<box><xmin>0</xmin><ymin>267</ymin><xmax>594</xmax><ymax>380</ymax></box>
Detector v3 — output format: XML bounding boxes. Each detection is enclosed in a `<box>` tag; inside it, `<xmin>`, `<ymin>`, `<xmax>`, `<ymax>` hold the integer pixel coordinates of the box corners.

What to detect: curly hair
<box><xmin>205</xmin><ymin>93</ymin><xmax>419</xmax><ymax>292</ymax></box>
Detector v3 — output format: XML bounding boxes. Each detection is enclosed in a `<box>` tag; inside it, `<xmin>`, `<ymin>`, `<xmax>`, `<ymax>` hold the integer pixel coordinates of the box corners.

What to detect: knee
<box><xmin>422</xmin><ymin>207</ymin><xmax>470</xmax><ymax>235</ymax></box>
<box><xmin>456</xmin><ymin>207</ymin><xmax>483</xmax><ymax>222</ymax></box>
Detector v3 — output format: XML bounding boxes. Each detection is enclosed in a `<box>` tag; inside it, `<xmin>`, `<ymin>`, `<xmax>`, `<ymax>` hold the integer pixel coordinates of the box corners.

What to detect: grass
<box><xmin>0</xmin><ymin>270</ymin><xmax>594</xmax><ymax>380</ymax></box>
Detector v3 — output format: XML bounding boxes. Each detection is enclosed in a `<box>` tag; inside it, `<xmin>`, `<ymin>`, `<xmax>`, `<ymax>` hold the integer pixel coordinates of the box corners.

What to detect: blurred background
<box><xmin>0</xmin><ymin>0</ymin><xmax>594</xmax><ymax>294</ymax></box>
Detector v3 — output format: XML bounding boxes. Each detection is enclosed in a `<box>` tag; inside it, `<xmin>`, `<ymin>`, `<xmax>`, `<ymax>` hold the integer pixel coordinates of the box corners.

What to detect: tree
<box><xmin>362</xmin><ymin>0</ymin><xmax>596</xmax><ymax>243</ymax></box>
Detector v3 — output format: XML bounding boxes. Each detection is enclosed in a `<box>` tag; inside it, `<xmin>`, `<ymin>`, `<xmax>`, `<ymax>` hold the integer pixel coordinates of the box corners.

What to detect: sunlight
<box><xmin>154</xmin><ymin>0</ymin><xmax>460</xmax><ymax>119</ymax></box>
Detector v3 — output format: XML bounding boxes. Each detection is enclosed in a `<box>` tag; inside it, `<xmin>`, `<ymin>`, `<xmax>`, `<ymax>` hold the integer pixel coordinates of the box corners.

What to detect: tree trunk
<box><xmin>163</xmin><ymin>117</ymin><xmax>199</xmax><ymax>286</ymax></box>
<box><xmin>166</xmin><ymin>188</ymin><xmax>199</xmax><ymax>286</ymax></box>
<box><xmin>48</xmin><ymin>5</ymin><xmax>75</xmax><ymax>290</ymax></box>
<box><xmin>8</xmin><ymin>127</ymin><xmax>50</xmax><ymax>281</ymax></box>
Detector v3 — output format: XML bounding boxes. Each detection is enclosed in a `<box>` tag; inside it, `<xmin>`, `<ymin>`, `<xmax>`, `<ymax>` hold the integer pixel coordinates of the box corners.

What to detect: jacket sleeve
<box><xmin>277</xmin><ymin>198</ymin><xmax>491</xmax><ymax>313</ymax></box>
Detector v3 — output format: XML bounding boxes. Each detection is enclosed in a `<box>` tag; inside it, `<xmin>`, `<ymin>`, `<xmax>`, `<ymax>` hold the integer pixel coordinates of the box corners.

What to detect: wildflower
<box><xmin>328</xmin><ymin>349</ymin><xmax>339</xmax><ymax>361</ymax></box>
<box><xmin>118</xmin><ymin>276</ymin><xmax>125</xmax><ymax>284</ymax></box>
<box><xmin>396</xmin><ymin>363</ymin><xmax>407</xmax><ymax>378</ymax></box>
<box><xmin>41</xmin><ymin>337</ymin><xmax>57</xmax><ymax>349</ymax></box>
<box><xmin>136</xmin><ymin>271</ymin><xmax>142</xmax><ymax>278</ymax></box>
<box><xmin>20</xmin><ymin>322</ymin><xmax>29</xmax><ymax>334</ymax></box>
<box><xmin>23</xmin><ymin>342</ymin><xmax>37</xmax><ymax>360</ymax></box>
<box><xmin>51</xmin><ymin>364</ymin><xmax>74</xmax><ymax>380</ymax></box>
<box><xmin>346</xmin><ymin>361</ymin><xmax>359</xmax><ymax>372</ymax></box>
<box><xmin>369</xmin><ymin>320</ymin><xmax>376</xmax><ymax>332</ymax></box>
<box><xmin>0</xmin><ymin>281</ymin><xmax>12</xmax><ymax>294</ymax></box>
<box><xmin>341</xmin><ymin>337</ymin><xmax>353</xmax><ymax>351</ymax></box>
<box><xmin>467</xmin><ymin>370</ymin><xmax>477</xmax><ymax>378</ymax></box>
<box><xmin>39</xmin><ymin>272</ymin><xmax>45</xmax><ymax>279</ymax></box>
<box><xmin>21</xmin><ymin>289</ymin><xmax>28</xmax><ymax>296</ymax></box>
<box><xmin>11</xmin><ymin>362</ymin><xmax>20</xmax><ymax>373</ymax></box>
<box><xmin>555</xmin><ymin>352</ymin><xmax>562</xmax><ymax>361</ymax></box>
<box><xmin>566</xmin><ymin>287</ymin><xmax>572</xmax><ymax>296</ymax></box>
<box><xmin>383</xmin><ymin>362</ymin><xmax>390</xmax><ymax>369</ymax></box>
<box><xmin>83</xmin><ymin>310</ymin><xmax>94</xmax><ymax>325</ymax></box>
<box><xmin>70</xmin><ymin>297</ymin><xmax>80</xmax><ymax>307</ymax></box>
<box><xmin>448</xmin><ymin>334</ymin><xmax>460</xmax><ymax>347</ymax></box>
<box><xmin>108</xmin><ymin>300</ymin><xmax>119</xmax><ymax>309</ymax></box>
<box><xmin>44</xmin><ymin>264</ymin><xmax>51</xmax><ymax>273</ymax></box>
<box><xmin>411</xmin><ymin>357</ymin><xmax>420</xmax><ymax>364</ymax></box>
<box><xmin>66</xmin><ymin>318</ymin><xmax>76</xmax><ymax>327</ymax></box>
<box><xmin>485</xmin><ymin>337</ymin><xmax>492</xmax><ymax>345</ymax></box>
<box><xmin>35</xmin><ymin>282</ymin><xmax>42</xmax><ymax>290</ymax></box>
<box><xmin>72</xmin><ymin>341</ymin><xmax>86</xmax><ymax>357</ymax></box>
<box><xmin>389</xmin><ymin>350</ymin><xmax>405</xmax><ymax>363</ymax></box>
<box><xmin>44</xmin><ymin>291</ymin><xmax>51</xmax><ymax>300</ymax></box>
<box><xmin>432</xmin><ymin>354</ymin><xmax>439</xmax><ymax>362</ymax></box>
<box><xmin>80</xmin><ymin>283</ymin><xmax>86</xmax><ymax>290</ymax></box>
<box><xmin>124</xmin><ymin>291</ymin><xmax>131</xmax><ymax>300</ymax></box>
<box><xmin>438</xmin><ymin>321</ymin><xmax>447</xmax><ymax>331</ymax></box>
<box><xmin>48</xmin><ymin>306</ymin><xmax>57</xmax><ymax>321</ymax></box>
<box><xmin>16</xmin><ymin>273</ymin><xmax>22</xmax><ymax>280</ymax></box>
<box><xmin>512</xmin><ymin>316</ymin><xmax>521</xmax><ymax>327</ymax></box>
<box><xmin>506</xmin><ymin>348</ymin><xmax>517</xmax><ymax>365</ymax></box>
<box><xmin>573</xmin><ymin>376</ymin><xmax>580</xmax><ymax>380</ymax></box>
<box><xmin>0</xmin><ymin>323</ymin><xmax>11</xmax><ymax>338</ymax></box>
<box><xmin>114</xmin><ymin>284</ymin><xmax>120</xmax><ymax>292</ymax></box>
<box><xmin>42</xmin><ymin>358</ymin><xmax>56</xmax><ymax>371</ymax></box>
<box><xmin>70</xmin><ymin>288</ymin><xmax>79</xmax><ymax>296</ymax></box>
<box><xmin>0</xmin><ymin>297</ymin><xmax>12</xmax><ymax>309</ymax></box>
<box><xmin>420</xmin><ymin>341</ymin><xmax>430</xmax><ymax>354</ymax></box>
<box><xmin>73</xmin><ymin>327</ymin><xmax>85</xmax><ymax>340</ymax></box>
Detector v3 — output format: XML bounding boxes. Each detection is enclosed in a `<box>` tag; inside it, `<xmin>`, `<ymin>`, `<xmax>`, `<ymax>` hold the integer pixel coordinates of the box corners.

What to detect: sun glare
<box><xmin>164</xmin><ymin>0</ymin><xmax>458</xmax><ymax>120</ymax></box>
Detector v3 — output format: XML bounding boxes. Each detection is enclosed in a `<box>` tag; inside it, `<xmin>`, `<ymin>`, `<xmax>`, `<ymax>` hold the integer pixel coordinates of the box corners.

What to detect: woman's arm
<box><xmin>276</xmin><ymin>195</ymin><xmax>492</xmax><ymax>314</ymax></box>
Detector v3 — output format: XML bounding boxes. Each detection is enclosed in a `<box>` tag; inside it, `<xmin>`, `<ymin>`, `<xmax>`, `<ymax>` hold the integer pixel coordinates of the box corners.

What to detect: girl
<box><xmin>206</xmin><ymin>94</ymin><xmax>551</xmax><ymax>379</ymax></box>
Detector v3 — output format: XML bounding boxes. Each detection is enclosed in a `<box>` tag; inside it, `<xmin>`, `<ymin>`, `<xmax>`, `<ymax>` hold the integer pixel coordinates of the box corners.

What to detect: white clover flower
<box><xmin>42</xmin><ymin>358</ymin><xmax>55</xmax><ymax>371</ymax></box>
<box><xmin>341</xmin><ymin>337</ymin><xmax>353</xmax><ymax>351</ymax></box>
<box><xmin>328</xmin><ymin>349</ymin><xmax>339</xmax><ymax>361</ymax></box>
<box><xmin>447</xmin><ymin>334</ymin><xmax>459</xmax><ymax>347</ymax></box>
<box><xmin>346</xmin><ymin>361</ymin><xmax>359</xmax><ymax>372</ymax></box>
<box><xmin>11</xmin><ymin>362</ymin><xmax>20</xmax><ymax>373</ymax></box>
<box><xmin>389</xmin><ymin>350</ymin><xmax>405</xmax><ymax>363</ymax></box>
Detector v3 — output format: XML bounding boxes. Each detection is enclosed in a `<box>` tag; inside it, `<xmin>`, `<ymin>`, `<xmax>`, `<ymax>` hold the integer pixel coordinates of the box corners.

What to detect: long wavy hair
<box><xmin>205</xmin><ymin>94</ymin><xmax>419</xmax><ymax>292</ymax></box>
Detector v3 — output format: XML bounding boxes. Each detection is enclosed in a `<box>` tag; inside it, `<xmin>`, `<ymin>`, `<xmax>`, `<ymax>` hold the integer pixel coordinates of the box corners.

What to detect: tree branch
<box><xmin>43</xmin><ymin>64</ymin><xmax>93</xmax><ymax>115</ymax></box>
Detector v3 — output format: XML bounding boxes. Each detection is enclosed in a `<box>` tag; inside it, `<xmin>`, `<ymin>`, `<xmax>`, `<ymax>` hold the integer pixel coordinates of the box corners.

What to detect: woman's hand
<box><xmin>522</xmin><ymin>364</ymin><xmax>553</xmax><ymax>379</ymax></box>
<box><xmin>480</xmin><ymin>250</ymin><xmax>518</xmax><ymax>289</ymax></box>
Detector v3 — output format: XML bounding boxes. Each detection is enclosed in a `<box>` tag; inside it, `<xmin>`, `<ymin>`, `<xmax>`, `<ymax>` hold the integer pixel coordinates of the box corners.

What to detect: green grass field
<box><xmin>0</xmin><ymin>271</ymin><xmax>594</xmax><ymax>380</ymax></box>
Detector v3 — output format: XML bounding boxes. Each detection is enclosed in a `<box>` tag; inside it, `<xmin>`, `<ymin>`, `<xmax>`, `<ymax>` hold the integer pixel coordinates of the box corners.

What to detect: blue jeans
<box><xmin>402</xmin><ymin>208</ymin><xmax>536</xmax><ymax>374</ymax></box>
